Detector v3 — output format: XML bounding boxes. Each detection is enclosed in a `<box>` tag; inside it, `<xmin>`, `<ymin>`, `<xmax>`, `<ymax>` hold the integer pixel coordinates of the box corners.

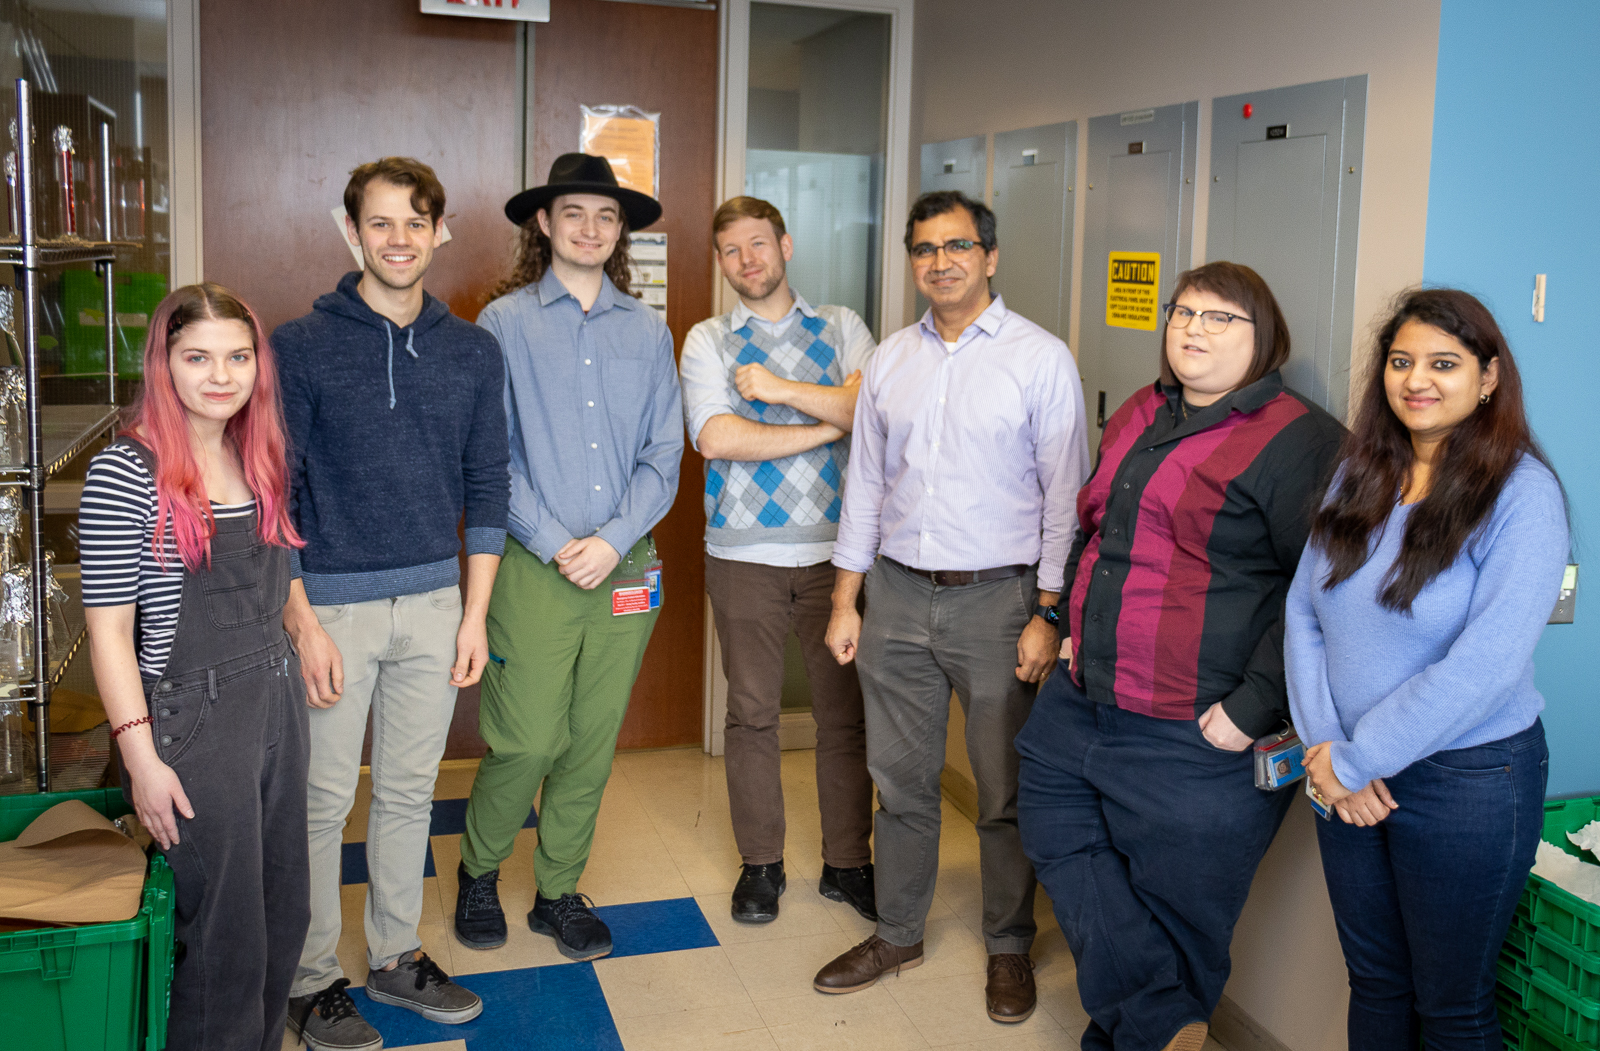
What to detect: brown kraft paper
<box><xmin>0</xmin><ymin>799</ymin><xmax>146</xmax><ymax>926</ymax></box>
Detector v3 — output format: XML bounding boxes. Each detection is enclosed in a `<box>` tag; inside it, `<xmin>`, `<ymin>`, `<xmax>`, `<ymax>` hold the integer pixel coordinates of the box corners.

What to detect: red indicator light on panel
<box><xmin>1243</xmin><ymin>104</ymin><xmax>1253</xmax><ymax>119</ymax></box>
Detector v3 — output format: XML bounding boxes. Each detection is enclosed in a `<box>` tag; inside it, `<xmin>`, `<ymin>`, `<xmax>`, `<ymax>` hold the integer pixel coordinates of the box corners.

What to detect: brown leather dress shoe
<box><xmin>985</xmin><ymin>953</ymin><xmax>1036</xmax><ymax>1023</ymax></box>
<box><xmin>1161</xmin><ymin>1022</ymin><xmax>1209</xmax><ymax>1051</ymax></box>
<box><xmin>813</xmin><ymin>935</ymin><xmax>924</xmax><ymax>994</ymax></box>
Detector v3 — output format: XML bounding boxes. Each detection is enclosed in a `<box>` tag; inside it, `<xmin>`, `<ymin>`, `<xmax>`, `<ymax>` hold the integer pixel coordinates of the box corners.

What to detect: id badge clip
<box><xmin>611</xmin><ymin>538</ymin><xmax>663</xmax><ymax>616</ymax></box>
<box><xmin>1253</xmin><ymin>727</ymin><xmax>1307</xmax><ymax>791</ymax></box>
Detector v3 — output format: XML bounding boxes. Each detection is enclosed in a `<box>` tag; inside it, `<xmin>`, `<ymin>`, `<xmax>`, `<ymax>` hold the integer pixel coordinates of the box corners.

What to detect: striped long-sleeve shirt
<box><xmin>1064</xmin><ymin>372</ymin><xmax>1344</xmax><ymax>738</ymax></box>
<box><xmin>79</xmin><ymin>440</ymin><xmax>255</xmax><ymax>677</ymax></box>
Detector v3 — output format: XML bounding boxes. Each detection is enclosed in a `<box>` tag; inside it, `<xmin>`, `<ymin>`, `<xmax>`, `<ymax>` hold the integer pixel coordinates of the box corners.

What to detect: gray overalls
<box><xmin>122</xmin><ymin>439</ymin><xmax>311</xmax><ymax>1051</ymax></box>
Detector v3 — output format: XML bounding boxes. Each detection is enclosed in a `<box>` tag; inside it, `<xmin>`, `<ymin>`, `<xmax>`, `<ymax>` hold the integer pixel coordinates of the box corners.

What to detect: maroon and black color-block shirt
<box><xmin>1065</xmin><ymin>371</ymin><xmax>1344</xmax><ymax>738</ymax></box>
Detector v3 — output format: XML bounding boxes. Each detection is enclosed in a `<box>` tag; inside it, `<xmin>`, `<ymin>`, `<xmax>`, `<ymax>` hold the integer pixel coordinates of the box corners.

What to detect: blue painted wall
<box><xmin>1424</xmin><ymin>0</ymin><xmax>1599</xmax><ymax>797</ymax></box>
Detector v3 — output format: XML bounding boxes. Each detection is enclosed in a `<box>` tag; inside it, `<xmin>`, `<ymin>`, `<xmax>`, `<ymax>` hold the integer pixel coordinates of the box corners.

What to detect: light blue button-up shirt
<box><xmin>477</xmin><ymin>269</ymin><xmax>683</xmax><ymax>563</ymax></box>
<box><xmin>833</xmin><ymin>295</ymin><xmax>1090</xmax><ymax>592</ymax></box>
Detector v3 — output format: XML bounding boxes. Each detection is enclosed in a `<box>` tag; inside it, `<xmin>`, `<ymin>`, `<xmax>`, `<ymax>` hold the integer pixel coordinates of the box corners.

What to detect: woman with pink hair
<box><xmin>81</xmin><ymin>282</ymin><xmax>308</xmax><ymax>1051</ymax></box>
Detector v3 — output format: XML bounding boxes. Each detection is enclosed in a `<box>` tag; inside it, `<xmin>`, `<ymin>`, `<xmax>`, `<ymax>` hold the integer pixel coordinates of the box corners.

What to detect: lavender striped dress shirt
<box><xmin>832</xmin><ymin>295</ymin><xmax>1091</xmax><ymax>592</ymax></box>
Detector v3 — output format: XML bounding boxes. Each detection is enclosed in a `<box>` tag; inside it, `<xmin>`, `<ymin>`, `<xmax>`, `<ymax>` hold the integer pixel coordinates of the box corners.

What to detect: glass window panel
<box><xmin>746</xmin><ymin>2</ymin><xmax>888</xmax><ymax>337</ymax></box>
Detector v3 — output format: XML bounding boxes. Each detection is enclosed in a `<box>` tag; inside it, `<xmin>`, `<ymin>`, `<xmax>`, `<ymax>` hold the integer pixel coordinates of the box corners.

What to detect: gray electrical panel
<box><xmin>991</xmin><ymin>122</ymin><xmax>1076</xmax><ymax>340</ymax></box>
<box><xmin>1079</xmin><ymin>101</ymin><xmax>1199</xmax><ymax>428</ymax></box>
<box><xmin>916</xmin><ymin>135</ymin><xmax>989</xmax><ymax>319</ymax></box>
<box><xmin>1208</xmin><ymin>76</ymin><xmax>1366</xmax><ymax>419</ymax></box>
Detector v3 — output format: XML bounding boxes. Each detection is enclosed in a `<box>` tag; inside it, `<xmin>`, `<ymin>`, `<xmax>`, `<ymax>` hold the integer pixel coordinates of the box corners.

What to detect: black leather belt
<box><xmin>886</xmin><ymin>558</ymin><xmax>1033</xmax><ymax>587</ymax></box>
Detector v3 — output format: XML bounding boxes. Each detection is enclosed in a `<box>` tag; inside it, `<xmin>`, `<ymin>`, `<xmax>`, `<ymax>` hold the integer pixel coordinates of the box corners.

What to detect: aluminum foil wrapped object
<box><xmin>0</xmin><ymin>488</ymin><xmax>18</xmax><ymax>536</ymax></box>
<box><xmin>1</xmin><ymin>566</ymin><xmax>31</xmax><ymax>624</ymax></box>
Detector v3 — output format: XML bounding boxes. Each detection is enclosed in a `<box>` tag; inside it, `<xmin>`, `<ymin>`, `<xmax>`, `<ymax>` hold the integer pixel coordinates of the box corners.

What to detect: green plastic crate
<box><xmin>1500</xmin><ymin>990</ymin><xmax>1595</xmax><ymax>1051</ymax></box>
<box><xmin>1500</xmin><ymin>953</ymin><xmax>1600</xmax><ymax>1045</ymax></box>
<box><xmin>1527</xmin><ymin>797</ymin><xmax>1600</xmax><ymax>957</ymax></box>
<box><xmin>1531</xmin><ymin>924</ymin><xmax>1600</xmax><ymax>1003</ymax></box>
<box><xmin>0</xmin><ymin>788</ymin><xmax>174</xmax><ymax>1051</ymax></box>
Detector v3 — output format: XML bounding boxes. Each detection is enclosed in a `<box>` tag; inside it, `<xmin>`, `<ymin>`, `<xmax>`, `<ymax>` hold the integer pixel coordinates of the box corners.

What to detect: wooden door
<box><xmin>533</xmin><ymin>0</ymin><xmax>717</xmax><ymax>749</ymax></box>
<box><xmin>198</xmin><ymin>0</ymin><xmax>714</xmax><ymax>753</ymax></box>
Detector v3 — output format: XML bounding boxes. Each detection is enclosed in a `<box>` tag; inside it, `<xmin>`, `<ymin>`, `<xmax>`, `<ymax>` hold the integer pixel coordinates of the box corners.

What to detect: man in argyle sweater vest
<box><xmin>681</xmin><ymin>197</ymin><xmax>878</xmax><ymax>925</ymax></box>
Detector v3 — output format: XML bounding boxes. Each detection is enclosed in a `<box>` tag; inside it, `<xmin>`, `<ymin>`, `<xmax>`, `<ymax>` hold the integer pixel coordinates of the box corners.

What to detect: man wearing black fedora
<box><xmin>452</xmin><ymin>153</ymin><xmax>683</xmax><ymax>962</ymax></box>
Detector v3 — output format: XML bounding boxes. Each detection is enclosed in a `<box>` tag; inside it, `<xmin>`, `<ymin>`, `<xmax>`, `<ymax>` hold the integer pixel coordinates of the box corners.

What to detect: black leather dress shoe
<box><xmin>731</xmin><ymin>861</ymin><xmax>786</xmax><ymax>923</ymax></box>
<box><xmin>819</xmin><ymin>862</ymin><xmax>878</xmax><ymax>921</ymax></box>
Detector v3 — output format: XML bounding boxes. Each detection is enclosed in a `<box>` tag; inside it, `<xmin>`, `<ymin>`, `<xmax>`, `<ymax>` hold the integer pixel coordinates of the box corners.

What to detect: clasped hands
<box><xmin>1305</xmin><ymin>741</ymin><xmax>1398</xmax><ymax>826</ymax></box>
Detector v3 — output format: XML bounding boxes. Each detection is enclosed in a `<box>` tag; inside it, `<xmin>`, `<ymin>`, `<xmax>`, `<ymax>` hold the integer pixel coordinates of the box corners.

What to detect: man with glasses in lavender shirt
<box><xmin>811</xmin><ymin>191</ymin><xmax>1090</xmax><ymax>1024</ymax></box>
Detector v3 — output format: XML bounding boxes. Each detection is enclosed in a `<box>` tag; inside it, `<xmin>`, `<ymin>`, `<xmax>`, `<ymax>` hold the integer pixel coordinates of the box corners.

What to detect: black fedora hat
<box><xmin>504</xmin><ymin>153</ymin><xmax>662</xmax><ymax>230</ymax></box>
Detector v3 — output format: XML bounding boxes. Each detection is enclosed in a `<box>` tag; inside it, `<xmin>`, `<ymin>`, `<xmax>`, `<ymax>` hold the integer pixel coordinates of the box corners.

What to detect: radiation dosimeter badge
<box><xmin>611</xmin><ymin>558</ymin><xmax>663</xmax><ymax>617</ymax></box>
<box><xmin>1253</xmin><ymin>728</ymin><xmax>1307</xmax><ymax>791</ymax></box>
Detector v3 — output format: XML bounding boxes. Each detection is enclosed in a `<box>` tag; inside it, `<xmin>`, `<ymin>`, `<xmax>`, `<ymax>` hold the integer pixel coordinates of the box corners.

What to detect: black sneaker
<box><xmin>528</xmin><ymin>891</ymin><xmax>613</xmax><ymax>961</ymax></box>
<box><xmin>731</xmin><ymin>862</ymin><xmax>786</xmax><ymax>924</ymax></box>
<box><xmin>819</xmin><ymin>862</ymin><xmax>878</xmax><ymax>921</ymax></box>
<box><xmin>454</xmin><ymin>862</ymin><xmax>507</xmax><ymax>949</ymax></box>
<box><xmin>364</xmin><ymin>952</ymin><xmax>483</xmax><ymax>1025</ymax></box>
<box><xmin>286</xmin><ymin>978</ymin><xmax>383</xmax><ymax>1051</ymax></box>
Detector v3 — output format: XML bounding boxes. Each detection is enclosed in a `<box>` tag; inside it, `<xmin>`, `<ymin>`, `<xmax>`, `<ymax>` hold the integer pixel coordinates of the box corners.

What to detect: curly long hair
<box><xmin>492</xmin><ymin>207</ymin><xmax>638</xmax><ymax>301</ymax></box>
<box><xmin>1309</xmin><ymin>287</ymin><xmax>1562</xmax><ymax>612</ymax></box>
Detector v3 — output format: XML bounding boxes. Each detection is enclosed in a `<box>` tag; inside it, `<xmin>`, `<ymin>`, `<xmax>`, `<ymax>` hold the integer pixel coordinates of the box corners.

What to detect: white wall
<box><xmin>917</xmin><ymin>3</ymin><xmax>1445</xmax><ymax>1047</ymax></box>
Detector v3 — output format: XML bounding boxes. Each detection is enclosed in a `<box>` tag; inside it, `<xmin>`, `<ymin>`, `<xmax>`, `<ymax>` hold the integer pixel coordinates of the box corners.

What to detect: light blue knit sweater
<box><xmin>1286</xmin><ymin>456</ymin><xmax>1569</xmax><ymax>791</ymax></box>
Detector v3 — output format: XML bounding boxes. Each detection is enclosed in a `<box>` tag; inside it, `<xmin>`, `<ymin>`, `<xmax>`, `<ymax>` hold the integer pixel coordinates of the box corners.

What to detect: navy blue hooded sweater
<box><xmin>273</xmin><ymin>271</ymin><xmax>511</xmax><ymax>604</ymax></box>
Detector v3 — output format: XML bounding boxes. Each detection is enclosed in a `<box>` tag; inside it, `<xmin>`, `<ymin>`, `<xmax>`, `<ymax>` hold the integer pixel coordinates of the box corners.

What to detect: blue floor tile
<box><xmin>342</xmin><ymin>840</ymin><xmax>436</xmax><ymax>885</ymax></box>
<box><xmin>594</xmin><ymin>897</ymin><xmax>719</xmax><ymax>959</ymax></box>
<box><xmin>430</xmin><ymin>796</ymin><xmax>537</xmax><ymax>837</ymax></box>
<box><xmin>340</xmin><ymin>799</ymin><xmax>536</xmax><ymax>885</ymax></box>
<box><xmin>359</xmin><ymin>962</ymin><xmax>623</xmax><ymax>1051</ymax></box>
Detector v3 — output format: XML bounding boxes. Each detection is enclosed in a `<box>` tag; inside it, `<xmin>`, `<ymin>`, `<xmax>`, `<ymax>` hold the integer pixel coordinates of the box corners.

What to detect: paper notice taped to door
<box><xmin>1106</xmin><ymin>251</ymin><xmax>1161</xmax><ymax>331</ymax></box>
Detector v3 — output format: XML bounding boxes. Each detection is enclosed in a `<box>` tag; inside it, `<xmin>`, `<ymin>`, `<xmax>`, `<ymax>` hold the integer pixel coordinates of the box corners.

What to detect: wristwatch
<box><xmin>1032</xmin><ymin>604</ymin><xmax>1060</xmax><ymax>626</ymax></box>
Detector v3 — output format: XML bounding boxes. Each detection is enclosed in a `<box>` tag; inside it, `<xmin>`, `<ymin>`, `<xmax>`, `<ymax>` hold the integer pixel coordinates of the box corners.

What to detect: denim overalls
<box><xmin>122</xmin><ymin>439</ymin><xmax>310</xmax><ymax>1051</ymax></box>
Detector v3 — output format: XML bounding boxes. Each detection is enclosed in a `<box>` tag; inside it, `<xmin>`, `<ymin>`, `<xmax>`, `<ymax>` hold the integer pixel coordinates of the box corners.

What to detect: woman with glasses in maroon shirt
<box><xmin>1016</xmin><ymin>262</ymin><xmax>1344</xmax><ymax>1051</ymax></box>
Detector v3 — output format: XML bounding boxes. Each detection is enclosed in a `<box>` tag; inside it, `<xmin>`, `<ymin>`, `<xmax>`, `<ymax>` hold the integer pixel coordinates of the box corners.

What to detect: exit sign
<box><xmin>420</xmin><ymin>0</ymin><xmax>550</xmax><ymax>21</ymax></box>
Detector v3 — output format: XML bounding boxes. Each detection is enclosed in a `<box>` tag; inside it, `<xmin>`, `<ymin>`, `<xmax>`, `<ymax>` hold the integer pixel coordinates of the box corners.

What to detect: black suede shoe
<box><xmin>731</xmin><ymin>861</ymin><xmax>786</xmax><ymax>924</ymax></box>
<box><xmin>528</xmin><ymin>891</ymin><xmax>613</xmax><ymax>961</ymax></box>
<box><xmin>819</xmin><ymin>862</ymin><xmax>878</xmax><ymax>921</ymax></box>
<box><xmin>453</xmin><ymin>862</ymin><xmax>507</xmax><ymax>949</ymax></box>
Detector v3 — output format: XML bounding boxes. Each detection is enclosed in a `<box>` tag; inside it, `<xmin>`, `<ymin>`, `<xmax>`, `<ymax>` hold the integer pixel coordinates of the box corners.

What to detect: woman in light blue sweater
<box><xmin>1286</xmin><ymin>288</ymin><xmax>1568</xmax><ymax>1050</ymax></box>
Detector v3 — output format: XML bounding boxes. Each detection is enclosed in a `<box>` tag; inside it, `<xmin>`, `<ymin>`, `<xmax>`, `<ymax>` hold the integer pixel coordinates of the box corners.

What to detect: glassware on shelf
<box><xmin>43</xmin><ymin>550</ymin><xmax>70</xmax><ymax>662</ymax></box>
<box><xmin>0</xmin><ymin>564</ymin><xmax>32</xmax><ymax>682</ymax></box>
<box><xmin>0</xmin><ymin>487</ymin><xmax>19</xmax><ymax>571</ymax></box>
<box><xmin>0</xmin><ymin>369</ymin><xmax>23</xmax><ymax>465</ymax></box>
<box><xmin>0</xmin><ymin>694</ymin><xmax>27</xmax><ymax>784</ymax></box>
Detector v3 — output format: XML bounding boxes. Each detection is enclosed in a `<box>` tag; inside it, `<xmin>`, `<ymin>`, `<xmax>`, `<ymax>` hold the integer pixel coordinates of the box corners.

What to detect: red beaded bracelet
<box><xmin>110</xmin><ymin>716</ymin><xmax>153</xmax><ymax>740</ymax></box>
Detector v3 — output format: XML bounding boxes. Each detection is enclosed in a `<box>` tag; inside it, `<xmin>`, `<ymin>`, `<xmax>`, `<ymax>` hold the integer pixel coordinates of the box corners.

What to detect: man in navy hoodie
<box><xmin>276</xmin><ymin>157</ymin><xmax>509</xmax><ymax>1051</ymax></box>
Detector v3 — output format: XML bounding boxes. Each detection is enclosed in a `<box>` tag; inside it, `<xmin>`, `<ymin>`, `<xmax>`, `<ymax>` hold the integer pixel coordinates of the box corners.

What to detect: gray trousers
<box><xmin>858</xmin><ymin>557</ymin><xmax>1039</xmax><ymax>955</ymax></box>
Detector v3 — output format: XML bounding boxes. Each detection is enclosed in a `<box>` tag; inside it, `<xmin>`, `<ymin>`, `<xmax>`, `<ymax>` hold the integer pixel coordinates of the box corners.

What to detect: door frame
<box><xmin>704</xmin><ymin>0</ymin><xmax>914</xmax><ymax>754</ymax></box>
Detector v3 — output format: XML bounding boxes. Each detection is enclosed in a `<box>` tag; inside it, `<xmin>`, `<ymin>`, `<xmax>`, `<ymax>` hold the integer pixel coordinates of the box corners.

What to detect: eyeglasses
<box><xmin>910</xmin><ymin>238</ymin><xmax>982</xmax><ymax>262</ymax></box>
<box><xmin>1164</xmin><ymin>303</ymin><xmax>1254</xmax><ymax>334</ymax></box>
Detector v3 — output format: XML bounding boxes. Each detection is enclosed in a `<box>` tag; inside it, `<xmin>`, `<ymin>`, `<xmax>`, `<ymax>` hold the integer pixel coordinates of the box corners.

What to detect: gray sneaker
<box><xmin>364</xmin><ymin>952</ymin><xmax>483</xmax><ymax>1025</ymax></box>
<box><xmin>287</xmin><ymin>978</ymin><xmax>383</xmax><ymax>1051</ymax></box>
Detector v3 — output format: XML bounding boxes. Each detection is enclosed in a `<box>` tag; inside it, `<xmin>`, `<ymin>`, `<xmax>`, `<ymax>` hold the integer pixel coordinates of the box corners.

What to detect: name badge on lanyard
<box><xmin>612</xmin><ymin>538</ymin><xmax>664</xmax><ymax>616</ymax></box>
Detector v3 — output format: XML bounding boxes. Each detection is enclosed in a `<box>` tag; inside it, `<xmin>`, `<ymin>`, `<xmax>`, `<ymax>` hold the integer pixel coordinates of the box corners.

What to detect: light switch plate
<box><xmin>1550</xmin><ymin>563</ymin><xmax>1578</xmax><ymax>624</ymax></box>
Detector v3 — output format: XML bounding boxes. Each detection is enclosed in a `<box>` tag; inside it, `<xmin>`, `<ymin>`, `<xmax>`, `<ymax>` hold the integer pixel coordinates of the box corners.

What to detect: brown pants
<box><xmin>705</xmin><ymin>554</ymin><xmax>873</xmax><ymax>868</ymax></box>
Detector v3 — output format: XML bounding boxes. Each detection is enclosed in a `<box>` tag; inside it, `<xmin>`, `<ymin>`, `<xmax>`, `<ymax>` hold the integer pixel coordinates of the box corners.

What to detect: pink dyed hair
<box><xmin>125</xmin><ymin>282</ymin><xmax>303</xmax><ymax>570</ymax></box>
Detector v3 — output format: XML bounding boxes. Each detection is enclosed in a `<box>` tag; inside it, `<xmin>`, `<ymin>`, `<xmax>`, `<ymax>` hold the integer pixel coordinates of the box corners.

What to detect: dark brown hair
<box><xmin>492</xmin><ymin>195</ymin><xmax>636</xmax><ymax>301</ymax></box>
<box><xmin>1158</xmin><ymin>261</ymin><xmax>1291</xmax><ymax>391</ymax></box>
<box><xmin>344</xmin><ymin>157</ymin><xmax>446</xmax><ymax>227</ymax></box>
<box><xmin>713</xmin><ymin>196</ymin><xmax>787</xmax><ymax>245</ymax></box>
<box><xmin>1310</xmin><ymin>287</ymin><xmax>1561</xmax><ymax>612</ymax></box>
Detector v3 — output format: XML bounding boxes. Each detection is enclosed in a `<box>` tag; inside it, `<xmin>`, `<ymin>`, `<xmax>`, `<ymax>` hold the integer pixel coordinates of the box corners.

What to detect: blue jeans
<box><xmin>1317</xmin><ymin>719</ymin><xmax>1547</xmax><ymax>1050</ymax></box>
<box><xmin>1016</xmin><ymin>666</ymin><xmax>1293</xmax><ymax>1051</ymax></box>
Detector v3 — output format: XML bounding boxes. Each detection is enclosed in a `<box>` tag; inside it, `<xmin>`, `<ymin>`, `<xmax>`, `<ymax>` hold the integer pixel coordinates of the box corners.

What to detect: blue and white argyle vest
<box><xmin>704</xmin><ymin>307</ymin><xmax>849</xmax><ymax>547</ymax></box>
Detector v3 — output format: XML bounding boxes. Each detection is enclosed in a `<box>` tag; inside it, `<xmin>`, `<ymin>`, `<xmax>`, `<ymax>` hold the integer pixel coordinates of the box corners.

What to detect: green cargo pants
<box><xmin>460</xmin><ymin>535</ymin><xmax>660</xmax><ymax>895</ymax></box>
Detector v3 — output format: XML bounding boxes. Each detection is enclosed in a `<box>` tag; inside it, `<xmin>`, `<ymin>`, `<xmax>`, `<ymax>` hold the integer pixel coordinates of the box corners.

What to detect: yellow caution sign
<box><xmin>1105</xmin><ymin>251</ymin><xmax>1161</xmax><ymax>331</ymax></box>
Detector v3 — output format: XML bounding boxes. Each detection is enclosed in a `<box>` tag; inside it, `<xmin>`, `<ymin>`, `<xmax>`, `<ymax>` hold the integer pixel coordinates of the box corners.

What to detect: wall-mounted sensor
<box><xmin>1533</xmin><ymin>273</ymin><xmax>1547</xmax><ymax>323</ymax></box>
